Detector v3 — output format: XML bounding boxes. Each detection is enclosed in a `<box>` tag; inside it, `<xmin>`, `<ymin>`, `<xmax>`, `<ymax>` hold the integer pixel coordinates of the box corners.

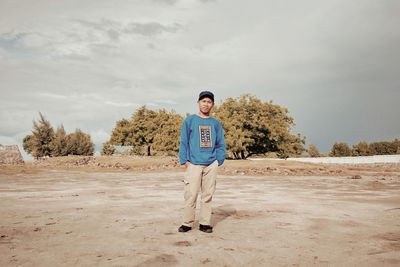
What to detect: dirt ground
<box><xmin>0</xmin><ymin>160</ymin><xmax>399</xmax><ymax>266</ymax></box>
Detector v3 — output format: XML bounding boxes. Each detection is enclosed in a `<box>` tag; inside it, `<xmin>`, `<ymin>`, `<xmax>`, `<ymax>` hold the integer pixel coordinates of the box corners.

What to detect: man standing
<box><xmin>178</xmin><ymin>91</ymin><xmax>226</xmax><ymax>233</ymax></box>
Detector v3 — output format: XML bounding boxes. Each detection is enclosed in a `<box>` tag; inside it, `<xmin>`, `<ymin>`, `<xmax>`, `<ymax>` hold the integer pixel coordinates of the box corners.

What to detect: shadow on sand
<box><xmin>212</xmin><ymin>204</ymin><xmax>237</xmax><ymax>226</ymax></box>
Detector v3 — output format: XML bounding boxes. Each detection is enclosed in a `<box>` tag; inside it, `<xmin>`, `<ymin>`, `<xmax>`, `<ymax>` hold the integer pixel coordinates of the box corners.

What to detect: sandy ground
<box><xmin>0</xmin><ymin>164</ymin><xmax>400</xmax><ymax>266</ymax></box>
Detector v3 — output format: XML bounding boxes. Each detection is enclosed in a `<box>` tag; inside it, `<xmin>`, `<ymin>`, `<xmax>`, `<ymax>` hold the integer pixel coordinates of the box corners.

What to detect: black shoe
<box><xmin>199</xmin><ymin>224</ymin><xmax>213</xmax><ymax>233</ymax></box>
<box><xmin>178</xmin><ymin>225</ymin><xmax>192</xmax><ymax>232</ymax></box>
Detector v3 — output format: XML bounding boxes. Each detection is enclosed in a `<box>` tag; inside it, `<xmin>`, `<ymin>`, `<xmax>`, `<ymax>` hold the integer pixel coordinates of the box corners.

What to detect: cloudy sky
<box><xmin>1</xmin><ymin>0</ymin><xmax>399</xmax><ymax>158</ymax></box>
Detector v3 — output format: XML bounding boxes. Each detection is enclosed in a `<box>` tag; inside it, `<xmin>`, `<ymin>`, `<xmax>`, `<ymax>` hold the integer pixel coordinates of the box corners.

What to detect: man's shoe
<box><xmin>178</xmin><ymin>225</ymin><xmax>192</xmax><ymax>232</ymax></box>
<box><xmin>199</xmin><ymin>224</ymin><xmax>213</xmax><ymax>233</ymax></box>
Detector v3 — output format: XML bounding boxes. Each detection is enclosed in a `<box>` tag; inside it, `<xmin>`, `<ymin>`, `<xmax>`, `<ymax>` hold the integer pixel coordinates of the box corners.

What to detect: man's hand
<box><xmin>184</xmin><ymin>162</ymin><xmax>191</xmax><ymax>168</ymax></box>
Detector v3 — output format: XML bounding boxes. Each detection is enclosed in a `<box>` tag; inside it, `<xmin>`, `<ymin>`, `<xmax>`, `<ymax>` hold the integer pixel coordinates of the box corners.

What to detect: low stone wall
<box><xmin>0</xmin><ymin>145</ymin><xmax>25</xmax><ymax>165</ymax></box>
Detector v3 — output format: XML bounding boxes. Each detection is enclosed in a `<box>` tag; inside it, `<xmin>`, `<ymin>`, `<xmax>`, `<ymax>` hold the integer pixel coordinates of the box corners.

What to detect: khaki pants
<box><xmin>182</xmin><ymin>160</ymin><xmax>218</xmax><ymax>227</ymax></box>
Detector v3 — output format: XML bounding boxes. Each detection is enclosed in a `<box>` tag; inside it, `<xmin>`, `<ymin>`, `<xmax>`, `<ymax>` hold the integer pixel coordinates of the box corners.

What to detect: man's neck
<box><xmin>197</xmin><ymin>112</ymin><xmax>211</xmax><ymax>118</ymax></box>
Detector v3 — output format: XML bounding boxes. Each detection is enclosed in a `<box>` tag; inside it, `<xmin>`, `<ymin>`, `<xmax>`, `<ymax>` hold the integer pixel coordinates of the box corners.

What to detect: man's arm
<box><xmin>178</xmin><ymin>119</ymin><xmax>189</xmax><ymax>165</ymax></box>
<box><xmin>215</xmin><ymin>122</ymin><xmax>226</xmax><ymax>166</ymax></box>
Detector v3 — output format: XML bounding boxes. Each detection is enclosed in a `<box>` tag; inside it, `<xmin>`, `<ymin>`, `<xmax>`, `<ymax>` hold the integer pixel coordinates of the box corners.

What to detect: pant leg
<box><xmin>199</xmin><ymin>160</ymin><xmax>218</xmax><ymax>226</ymax></box>
<box><xmin>182</xmin><ymin>164</ymin><xmax>203</xmax><ymax>227</ymax></box>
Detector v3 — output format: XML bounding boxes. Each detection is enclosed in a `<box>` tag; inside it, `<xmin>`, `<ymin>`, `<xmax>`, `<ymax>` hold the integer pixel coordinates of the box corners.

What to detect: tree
<box><xmin>152</xmin><ymin>109</ymin><xmax>183</xmax><ymax>155</ymax></box>
<box><xmin>109</xmin><ymin>119</ymin><xmax>132</xmax><ymax>146</ymax></box>
<box><xmin>394</xmin><ymin>139</ymin><xmax>400</xmax><ymax>154</ymax></box>
<box><xmin>109</xmin><ymin>106</ymin><xmax>184</xmax><ymax>156</ymax></box>
<box><xmin>369</xmin><ymin>141</ymin><xmax>399</xmax><ymax>155</ymax></box>
<box><xmin>276</xmin><ymin>133</ymin><xmax>306</xmax><ymax>159</ymax></box>
<box><xmin>351</xmin><ymin>141</ymin><xmax>370</xmax><ymax>156</ymax></box>
<box><xmin>22</xmin><ymin>135</ymin><xmax>35</xmax><ymax>155</ymax></box>
<box><xmin>129</xmin><ymin>106</ymin><xmax>159</xmax><ymax>156</ymax></box>
<box><xmin>308</xmin><ymin>144</ymin><xmax>323</xmax><ymax>157</ymax></box>
<box><xmin>213</xmin><ymin>97</ymin><xmax>252</xmax><ymax>159</ymax></box>
<box><xmin>28</xmin><ymin>112</ymin><xmax>55</xmax><ymax>158</ymax></box>
<box><xmin>22</xmin><ymin>113</ymin><xmax>96</xmax><ymax>157</ymax></box>
<box><xmin>65</xmin><ymin>129</ymin><xmax>95</xmax><ymax>156</ymax></box>
<box><xmin>101</xmin><ymin>141</ymin><xmax>116</xmax><ymax>156</ymax></box>
<box><xmin>50</xmin><ymin>125</ymin><xmax>68</xmax><ymax>157</ymax></box>
<box><xmin>329</xmin><ymin>142</ymin><xmax>351</xmax><ymax>157</ymax></box>
<box><xmin>213</xmin><ymin>94</ymin><xmax>305</xmax><ymax>159</ymax></box>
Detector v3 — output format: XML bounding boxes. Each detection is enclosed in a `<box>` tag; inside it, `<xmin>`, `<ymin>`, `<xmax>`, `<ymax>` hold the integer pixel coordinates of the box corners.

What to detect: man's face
<box><xmin>198</xmin><ymin>97</ymin><xmax>214</xmax><ymax>114</ymax></box>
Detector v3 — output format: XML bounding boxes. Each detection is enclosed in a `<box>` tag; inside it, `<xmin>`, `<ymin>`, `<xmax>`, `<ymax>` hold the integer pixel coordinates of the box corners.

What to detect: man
<box><xmin>178</xmin><ymin>91</ymin><xmax>226</xmax><ymax>233</ymax></box>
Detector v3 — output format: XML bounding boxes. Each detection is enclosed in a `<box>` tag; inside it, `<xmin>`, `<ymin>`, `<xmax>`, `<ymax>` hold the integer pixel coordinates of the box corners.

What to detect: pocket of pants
<box><xmin>211</xmin><ymin>160</ymin><xmax>218</xmax><ymax>170</ymax></box>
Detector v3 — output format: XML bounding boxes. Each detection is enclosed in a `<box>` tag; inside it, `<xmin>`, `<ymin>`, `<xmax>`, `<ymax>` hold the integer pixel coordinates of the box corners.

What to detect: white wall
<box><xmin>286</xmin><ymin>155</ymin><xmax>400</xmax><ymax>164</ymax></box>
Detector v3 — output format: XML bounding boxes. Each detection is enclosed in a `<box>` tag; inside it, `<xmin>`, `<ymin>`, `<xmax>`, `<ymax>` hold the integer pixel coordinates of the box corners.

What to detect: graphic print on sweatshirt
<box><xmin>199</xmin><ymin>125</ymin><xmax>212</xmax><ymax>148</ymax></box>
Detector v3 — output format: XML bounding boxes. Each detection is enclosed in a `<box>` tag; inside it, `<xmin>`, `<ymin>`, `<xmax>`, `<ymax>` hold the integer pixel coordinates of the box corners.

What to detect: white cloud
<box><xmin>152</xmin><ymin>0</ymin><xmax>178</xmax><ymax>5</ymax></box>
<box><xmin>124</xmin><ymin>22</ymin><xmax>181</xmax><ymax>36</ymax></box>
<box><xmin>39</xmin><ymin>92</ymin><xmax>67</xmax><ymax>99</ymax></box>
<box><xmin>105</xmin><ymin>101</ymin><xmax>139</xmax><ymax>107</ymax></box>
<box><xmin>90</xmin><ymin>129</ymin><xmax>110</xmax><ymax>144</ymax></box>
<box><xmin>0</xmin><ymin>135</ymin><xmax>18</xmax><ymax>146</ymax></box>
<box><xmin>154</xmin><ymin>99</ymin><xmax>178</xmax><ymax>105</ymax></box>
<box><xmin>145</xmin><ymin>102</ymin><xmax>159</xmax><ymax>107</ymax></box>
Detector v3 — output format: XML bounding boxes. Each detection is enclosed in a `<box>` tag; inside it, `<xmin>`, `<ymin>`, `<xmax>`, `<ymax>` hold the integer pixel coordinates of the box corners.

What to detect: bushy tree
<box><xmin>50</xmin><ymin>125</ymin><xmax>68</xmax><ymax>157</ymax></box>
<box><xmin>152</xmin><ymin>109</ymin><xmax>183</xmax><ymax>155</ymax></box>
<box><xmin>109</xmin><ymin>119</ymin><xmax>132</xmax><ymax>146</ymax></box>
<box><xmin>26</xmin><ymin>113</ymin><xmax>55</xmax><ymax>158</ymax></box>
<box><xmin>308</xmin><ymin>144</ymin><xmax>323</xmax><ymax>157</ymax></box>
<box><xmin>22</xmin><ymin>135</ymin><xmax>35</xmax><ymax>155</ymax></box>
<box><xmin>329</xmin><ymin>142</ymin><xmax>351</xmax><ymax>157</ymax></box>
<box><xmin>213</xmin><ymin>97</ymin><xmax>252</xmax><ymax>159</ymax></box>
<box><xmin>395</xmin><ymin>139</ymin><xmax>400</xmax><ymax>154</ymax></box>
<box><xmin>23</xmin><ymin>113</ymin><xmax>95</xmax><ymax>158</ymax></box>
<box><xmin>369</xmin><ymin>141</ymin><xmax>399</xmax><ymax>155</ymax></box>
<box><xmin>101</xmin><ymin>141</ymin><xmax>116</xmax><ymax>156</ymax></box>
<box><xmin>214</xmin><ymin>94</ymin><xmax>305</xmax><ymax>159</ymax></box>
<box><xmin>276</xmin><ymin>133</ymin><xmax>306</xmax><ymax>158</ymax></box>
<box><xmin>109</xmin><ymin>106</ymin><xmax>184</xmax><ymax>156</ymax></box>
<box><xmin>65</xmin><ymin>129</ymin><xmax>95</xmax><ymax>156</ymax></box>
<box><xmin>130</xmin><ymin>106</ymin><xmax>159</xmax><ymax>156</ymax></box>
<box><xmin>351</xmin><ymin>141</ymin><xmax>370</xmax><ymax>156</ymax></box>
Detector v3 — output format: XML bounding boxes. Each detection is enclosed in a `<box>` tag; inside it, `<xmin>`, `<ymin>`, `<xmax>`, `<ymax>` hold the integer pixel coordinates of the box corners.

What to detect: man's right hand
<box><xmin>184</xmin><ymin>162</ymin><xmax>191</xmax><ymax>168</ymax></box>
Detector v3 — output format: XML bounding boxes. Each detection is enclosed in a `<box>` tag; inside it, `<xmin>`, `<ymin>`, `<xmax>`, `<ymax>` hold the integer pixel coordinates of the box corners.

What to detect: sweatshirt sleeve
<box><xmin>215</xmin><ymin>122</ymin><xmax>226</xmax><ymax>166</ymax></box>
<box><xmin>178</xmin><ymin>119</ymin><xmax>189</xmax><ymax>165</ymax></box>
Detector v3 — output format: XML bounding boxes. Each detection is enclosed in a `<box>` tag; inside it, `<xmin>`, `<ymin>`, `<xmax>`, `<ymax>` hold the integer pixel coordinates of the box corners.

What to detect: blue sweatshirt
<box><xmin>179</xmin><ymin>114</ymin><xmax>226</xmax><ymax>166</ymax></box>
